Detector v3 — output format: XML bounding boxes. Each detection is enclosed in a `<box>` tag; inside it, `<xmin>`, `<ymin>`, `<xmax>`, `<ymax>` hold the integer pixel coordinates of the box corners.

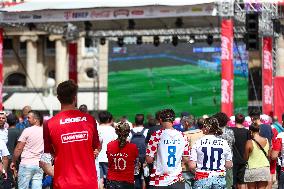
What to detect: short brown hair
<box><xmin>57</xmin><ymin>80</ymin><xmax>78</xmax><ymax>104</ymax></box>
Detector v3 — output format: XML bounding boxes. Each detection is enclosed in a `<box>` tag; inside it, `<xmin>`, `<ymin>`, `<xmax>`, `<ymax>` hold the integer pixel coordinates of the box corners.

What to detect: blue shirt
<box><xmin>259</xmin><ymin>124</ymin><xmax>273</xmax><ymax>144</ymax></box>
<box><xmin>173</xmin><ymin>124</ymin><xmax>197</xmax><ymax>132</ymax></box>
<box><xmin>15</xmin><ymin>118</ymin><xmax>30</xmax><ymax>131</ymax></box>
<box><xmin>173</xmin><ymin>124</ymin><xmax>184</xmax><ymax>132</ymax></box>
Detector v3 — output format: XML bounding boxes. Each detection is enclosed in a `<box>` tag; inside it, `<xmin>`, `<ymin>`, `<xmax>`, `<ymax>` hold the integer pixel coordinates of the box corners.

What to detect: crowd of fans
<box><xmin>90</xmin><ymin>108</ymin><xmax>283</xmax><ymax>189</ymax></box>
<box><xmin>0</xmin><ymin>81</ymin><xmax>283</xmax><ymax>189</ymax></box>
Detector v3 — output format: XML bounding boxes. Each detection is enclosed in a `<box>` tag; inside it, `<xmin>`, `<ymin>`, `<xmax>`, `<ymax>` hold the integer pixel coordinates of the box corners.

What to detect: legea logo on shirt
<box><xmin>61</xmin><ymin>131</ymin><xmax>88</xmax><ymax>143</ymax></box>
<box><xmin>60</xmin><ymin>117</ymin><xmax>87</xmax><ymax>125</ymax></box>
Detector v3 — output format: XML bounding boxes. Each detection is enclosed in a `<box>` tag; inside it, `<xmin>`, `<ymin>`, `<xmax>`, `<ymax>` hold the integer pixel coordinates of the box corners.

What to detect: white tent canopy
<box><xmin>3</xmin><ymin>92</ymin><xmax>107</xmax><ymax>111</ymax></box>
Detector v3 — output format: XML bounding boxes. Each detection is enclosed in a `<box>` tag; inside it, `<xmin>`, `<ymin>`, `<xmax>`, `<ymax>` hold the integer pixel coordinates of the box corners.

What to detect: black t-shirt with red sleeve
<box><xmin>107</xmin><ymin>140</ymin><xmax>138</xmax><ymax>183</ymax></box>
<box><xmin>44</xmin><ymin>110</ymin><xmax>99</xmax><ymax>189</ymax></box>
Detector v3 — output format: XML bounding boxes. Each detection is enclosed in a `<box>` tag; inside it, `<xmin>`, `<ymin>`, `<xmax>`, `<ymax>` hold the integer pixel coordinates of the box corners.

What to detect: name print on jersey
<box><xmin>60</xmin><ymin>116</ymin><xmax>87</xmax><ymax>125</ymax></box>
<box><xmin>61</xmin><ymin>131</ymin><xmax>88</xmax><ymax>143</ymax></box>
<box><xmin>201</xmin><ymin>138</ymin><xmax>224</xmax><ymax>146</ymax></box>
<box><xmin>163</xmin><ymin>139</ymin><xmax>181</xmax><ymax>145</ymax></box>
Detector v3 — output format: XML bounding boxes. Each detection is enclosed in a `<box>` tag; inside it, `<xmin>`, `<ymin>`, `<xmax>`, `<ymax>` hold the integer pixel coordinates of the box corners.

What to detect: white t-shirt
<box><xmin>0</xmin><ymin>128</ymin><xmax>8</xmax><ymax>144</ymax></box>
<box><xmin>190</xmin><ymin>135</ymin><xmax>232</xmax><ymax>172</ymax></box>
<box><xmin>146</xmin><ymin>129</ymin><xmax>189</xmax><ymax>186</ymax></box>
<box><xmin>97</xmin><ymin>125</ymin><xmax>117</xmax><ymax>162</ymax></box>
<box><xmin>128</xmin><ymin>127</ymin><xmax>148</xmax><ymax>141</ymax></box>
<box><xmin>0</xmin><ymin>140</ymin><xmax>9</xmax><ymax>157</ymax></box>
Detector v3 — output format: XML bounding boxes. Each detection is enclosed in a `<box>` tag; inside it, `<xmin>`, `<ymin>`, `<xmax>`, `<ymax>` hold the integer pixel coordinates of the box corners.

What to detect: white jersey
<box><xmin>146</xmin><ymin>129</ymin><xmax>189</xmax><ymax>186</ymax></box>
<box><xmin>191</xmin><ymin>135</ymin><xmax>232</xmax><ymax>172</ymax></box>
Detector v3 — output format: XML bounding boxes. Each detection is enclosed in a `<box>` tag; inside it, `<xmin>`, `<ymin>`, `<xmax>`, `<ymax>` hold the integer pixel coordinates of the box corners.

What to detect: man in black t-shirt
<box><xmin>6</xmin><ymin>113</ymin><xmax>21</xmax><ymax>188</ymax></box>
<box><xmin>6</xmin><ymin>114</ymin><xmax>21</xmax><ymax>160</ymax></box>
<box><xmin>231</xmin><ymin>113</ymin><xmax>250</xmax><ymax>189</ymax></box>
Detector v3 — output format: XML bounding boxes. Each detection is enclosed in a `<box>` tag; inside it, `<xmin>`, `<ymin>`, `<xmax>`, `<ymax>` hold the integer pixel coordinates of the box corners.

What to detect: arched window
<box><xmin>4</xmin><ymin>73</ymin><xmax>26</xmax><ymax>86</ymax></box>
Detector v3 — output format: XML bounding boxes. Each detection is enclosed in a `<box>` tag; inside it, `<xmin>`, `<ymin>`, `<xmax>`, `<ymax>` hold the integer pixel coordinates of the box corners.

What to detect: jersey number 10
<box><xmin>201</xmin><ymin>147</ymin><xmax>223</xmax><ymax>171</ymax></box>
<box><xmin>113</xmin><ymin>157</ymin><xmax>127</xmax><ymax>171</ymax></box>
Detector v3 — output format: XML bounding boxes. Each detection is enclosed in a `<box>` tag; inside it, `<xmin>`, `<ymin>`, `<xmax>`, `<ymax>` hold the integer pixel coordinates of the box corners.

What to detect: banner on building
<box><xmin>221</xmin><ymin>19</ymin><xmax>234</xmax><ymax>117</ymax></box>
<box><xmin>0</xmin><ymin>4</ymin><xmax>217</xmax><ymax>23</ymax></box>
<box><xmin>262</xmin><ymin>37</ymin><xmax>273</xmax><ymax>115</ymax></box>
<box><xmin>0</xmin><ymin>29</ymin><xmax>3</xmax><ymax>111</ymax></box>
<box><xmin>68</xmin><ymin>42</ymin><xmax>77</xmax><ymax>84</ymax></box>
<box><xmin>274</xmin><ymin>77</ymin><xmax>284</xmax><ymax>123</ymax></box>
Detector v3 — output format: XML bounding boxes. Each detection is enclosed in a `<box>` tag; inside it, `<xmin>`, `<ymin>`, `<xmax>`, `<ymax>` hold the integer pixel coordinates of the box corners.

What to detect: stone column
<box><xmin>49</xmin><ymin>35</ymin><xmax>68</xmax><ymax>86</ymax></box>
<box><xmin>20</xmin><ymin>35</ymin><xmax>38</xmax><ymax>88</ymax></box>
<box><xmin>37</xmin><ymin>36</ymin><xmax>45</xmax><ymax>87</ymax></box>
<box><xmin>276</xmin><ymin>36</ymin><xmax>284</xmax><ymax>76</ymax></box>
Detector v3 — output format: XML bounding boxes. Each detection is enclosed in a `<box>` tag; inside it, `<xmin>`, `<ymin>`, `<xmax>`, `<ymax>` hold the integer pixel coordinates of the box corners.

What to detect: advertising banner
<box><xmin>274</xmin><ymin>77</ymin><xmax>284</xmax><ymax>123</ymax></box>
<box><xmin>262</xmin><ymin>37</ymin><xmax>273</xmax><ymax>115</ymax></box>
<box><xmin>221</xmin><ymin>19</ymin><xmax>234</xmax><ymax>117</ymax></box>
<box><xmin>0</xmin><ymin>4</ymin><xmax>216</xmax><ymax>23</ymax></box>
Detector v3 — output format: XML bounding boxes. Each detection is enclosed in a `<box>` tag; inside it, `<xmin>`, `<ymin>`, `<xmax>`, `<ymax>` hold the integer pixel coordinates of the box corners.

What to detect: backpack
<box><xmin>130</xmin><ymin>128</ymin><xmax>147</xmax><ymax>163</ymax></box>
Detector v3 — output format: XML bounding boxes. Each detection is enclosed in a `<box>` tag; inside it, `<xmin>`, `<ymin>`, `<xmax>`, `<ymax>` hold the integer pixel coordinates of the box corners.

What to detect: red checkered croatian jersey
<box><xmin>273</xmin><ymin>132</ymin><xmax>284</xmax><ymax>166</ymax></box>
<box><xmin>190</xmin><ymin>135</ymin><xmax>232</xmax><ymax>172</ymax></box>
<box><xmin>44</xmin><ymin>110</ymin><xmax>100</xmax><ymax>189</ymax></box>
<box><xmin>146</xmin><ymin>129</ymin><xmax>189</xmax><ymax>186</ymax></box>
<box><xmin>107</xmin><ymin>140</ymin><xmax>138</xmax><ymax>183</ymax></box>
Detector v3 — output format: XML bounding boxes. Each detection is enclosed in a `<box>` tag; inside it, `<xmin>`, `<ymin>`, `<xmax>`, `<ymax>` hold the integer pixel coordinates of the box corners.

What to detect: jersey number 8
<box><xmin>167</xmin><ymin>146</ymin><xmax>177</xmax><ymax>167</ymax></box>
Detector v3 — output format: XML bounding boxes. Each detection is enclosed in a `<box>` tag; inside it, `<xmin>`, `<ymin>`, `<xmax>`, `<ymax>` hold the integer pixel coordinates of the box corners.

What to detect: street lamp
<box><xmin>47</xmin><ymin>78</ymin><xmax>55</xmax><ymax>116</ymax></box>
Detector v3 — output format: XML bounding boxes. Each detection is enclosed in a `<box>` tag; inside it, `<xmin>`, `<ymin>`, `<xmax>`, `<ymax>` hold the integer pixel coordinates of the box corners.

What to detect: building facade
<box><xmin>3</xmin><ymin>28</ymin><xmax>108</xmax><ymax>112</ymax></box>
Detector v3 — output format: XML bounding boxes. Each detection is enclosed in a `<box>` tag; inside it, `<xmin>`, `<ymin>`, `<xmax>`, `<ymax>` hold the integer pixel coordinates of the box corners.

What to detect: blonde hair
<box><xmin>115</xmin><ymin>122</ymin><xmax>130</xmax><ymax>148</ymax></box>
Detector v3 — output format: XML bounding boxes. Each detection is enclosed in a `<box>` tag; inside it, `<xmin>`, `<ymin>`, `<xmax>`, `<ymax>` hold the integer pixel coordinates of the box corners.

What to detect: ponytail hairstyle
<box><xmin>203</xmin><ymin>117</ymin><xmax>223</xmax><ymax>136</ymax></box>
<box><xmin>249</xmin><ymin>122</ymin><xmax>260</xmax><ymax>138</ymax></box>
<box><xmin>115</xmin><ymin>121</ymin><xmax>130</xmax><ymax>148</ymax></box>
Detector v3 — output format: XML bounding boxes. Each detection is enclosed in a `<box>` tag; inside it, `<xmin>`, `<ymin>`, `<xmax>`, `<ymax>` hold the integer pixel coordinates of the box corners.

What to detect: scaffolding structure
<box><xmin>234</xmin><ymin>1</ymin><xmax>279</xmax><ymax>36</ymax></box>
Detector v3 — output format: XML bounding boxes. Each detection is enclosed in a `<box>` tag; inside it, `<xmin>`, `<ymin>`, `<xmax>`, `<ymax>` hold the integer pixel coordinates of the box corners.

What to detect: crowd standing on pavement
<box><xmin>0</xmin><ymin>80</ymin><xmax>283</xmax><ymax>189</ymax></box>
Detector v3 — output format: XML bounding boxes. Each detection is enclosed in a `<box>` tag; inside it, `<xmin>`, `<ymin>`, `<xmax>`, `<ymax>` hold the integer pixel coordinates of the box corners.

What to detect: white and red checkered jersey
<box><xmin>146</xmin><ymin>129</ymin><xmax>189</xmax><ymax>186</ymax></box>
<box><xmin>190</xmin><ymin>135</ymin><xmax>232</xmax><ymax>172</ymax></box>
